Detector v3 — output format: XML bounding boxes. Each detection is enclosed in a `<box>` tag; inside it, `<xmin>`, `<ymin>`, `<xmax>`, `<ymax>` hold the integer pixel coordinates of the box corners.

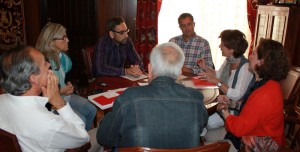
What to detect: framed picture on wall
<box><xmin>285</xmin><ymin>0</ymin><xmax>297</xmax><ymax>4</ymax></box>
<box><xmin>279</xmin><ymin>0</ymin><xmax>286</xmax><ymax>3</ymax></box>
<box><xmin>274</xmin><ymin>0</ymin><xmax>298</xmax><ymax>4</ymax></box>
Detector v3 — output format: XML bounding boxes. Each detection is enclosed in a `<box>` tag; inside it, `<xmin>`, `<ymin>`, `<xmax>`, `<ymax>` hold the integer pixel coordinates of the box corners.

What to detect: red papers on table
<box><xmin>93</xmin><ymin>91</ymin><xmax>124</xmax><ymax>105</ymax></box>
<box><xmin>191</xmin><ymin>76</ymin><xmax>218</xmax><ymax>89</ymax></box>
<box><xmin>88</xmin><ymin>89</ymin><xmax>126</xmax><ymax>110</ymax></box>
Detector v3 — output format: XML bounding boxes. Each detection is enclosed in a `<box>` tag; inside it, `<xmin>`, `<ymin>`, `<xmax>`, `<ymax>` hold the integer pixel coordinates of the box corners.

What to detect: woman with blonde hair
<box><xmin>36</xmin><ymin>23</ymin><xmax>97</xmax><ymax>131</ymax></box>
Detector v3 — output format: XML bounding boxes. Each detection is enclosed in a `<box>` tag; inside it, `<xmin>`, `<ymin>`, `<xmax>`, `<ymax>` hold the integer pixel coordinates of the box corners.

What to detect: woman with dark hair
<box><xmin>198</xmin><ymin>30</ymin><xmax>253</xmax><ymax>130</ymax></box>
<box><xmin>213</xmin><ymin>38</ymin><xmax>289</xmax><ymax>151</ymax></box>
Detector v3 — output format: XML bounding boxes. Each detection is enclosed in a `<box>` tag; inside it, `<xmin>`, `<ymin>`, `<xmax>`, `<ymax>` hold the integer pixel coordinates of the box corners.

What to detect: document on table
<box><xmin>88</xmin><ymin>88</ymin><xmax>127</xmax><ymax>110</ymax></box>
<box><xmin>181</xmin><ymin>76</ymin><xmax>218</xmax><ymax>89</ymax></box>
<box><xmin>138</xmin><ymin>82</ymin><xmax>148</xmax><ymax>86</ymax></box>
<box><xmin>121</xmin><ymin>74</ymin><xmax>148</xmax><ymax>81</ymax></box>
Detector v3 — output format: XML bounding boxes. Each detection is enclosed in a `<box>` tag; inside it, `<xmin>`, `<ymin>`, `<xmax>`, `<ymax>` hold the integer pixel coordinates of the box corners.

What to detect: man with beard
<box><xmin>93</xmin><ymin>16</ymin><xmax>143</xmax><ymax>77</ymax></box>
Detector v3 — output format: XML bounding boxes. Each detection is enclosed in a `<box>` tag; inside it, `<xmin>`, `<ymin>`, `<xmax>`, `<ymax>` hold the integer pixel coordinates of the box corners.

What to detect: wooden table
<box><xmin>85</xmin><ymin>74</ymin><xmax>219</xmax><ymax>127</ymax></box>
<box><xmin>88</xmin><ymin>76</ymin><xmax>141</xmax><ymax>92</ymax></box>
<box><xmin>87</xmin><ymin>74</ymin><xmax>219</xmax><ymax>107</ymax></box>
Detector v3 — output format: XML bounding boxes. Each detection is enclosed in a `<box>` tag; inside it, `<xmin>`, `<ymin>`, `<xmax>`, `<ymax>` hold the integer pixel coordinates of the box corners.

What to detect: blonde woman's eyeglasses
<box><xmin>53</xmin><ymin>35</ymin><xmax>68</xmax><ymax>41</ymax></box>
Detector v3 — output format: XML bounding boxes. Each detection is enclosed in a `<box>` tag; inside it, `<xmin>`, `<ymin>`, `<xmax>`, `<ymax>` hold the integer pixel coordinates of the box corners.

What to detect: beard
<box><xmin>120</xmin><ymin>38</ymin><xmax>128</xmax><ymax>44</ymax></box>
<box><xmin>114</xmin><ymin>38</ymin><xmax>128</xmax><ymax>45</ymax></box>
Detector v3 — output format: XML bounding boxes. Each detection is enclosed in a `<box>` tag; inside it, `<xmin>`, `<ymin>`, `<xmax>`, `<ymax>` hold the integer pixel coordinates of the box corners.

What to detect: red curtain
<box><xmin>247</xmin><ymin>0</ymin><xmax>258</xmax><ymax>55</ymax></box>
<box><xmin>247</xmin><ymin>0</ymin><xmax>271</xmax><ymax>55</ymax></box>
<box><xmin>135</xmin><ymin>0</ymin><xmax>162</xmax><ymax>70</ymax></box>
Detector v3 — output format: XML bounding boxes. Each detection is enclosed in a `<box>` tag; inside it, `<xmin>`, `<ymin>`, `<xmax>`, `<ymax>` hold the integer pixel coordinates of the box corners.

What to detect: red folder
<box><xmin>93</xmin><ymin>96</ymin><xmax>117</xmax><ymax>105</ymax></box>
<box><xmin>89</xmin><ymin>90</ymin><xmax>125</xmax><ymax>110</ymax></box>
<box><xmin>192</xmin><ymin>77</ymin><xmax>217</xmax><ymax>88</ymax></box>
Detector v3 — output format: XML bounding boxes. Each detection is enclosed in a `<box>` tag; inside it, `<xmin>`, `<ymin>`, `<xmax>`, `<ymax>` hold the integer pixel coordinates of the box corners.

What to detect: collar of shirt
<box><xmin>6</xmin><ymin>93</ymin><xmax>48</xmax><ymax>107</ymax></box>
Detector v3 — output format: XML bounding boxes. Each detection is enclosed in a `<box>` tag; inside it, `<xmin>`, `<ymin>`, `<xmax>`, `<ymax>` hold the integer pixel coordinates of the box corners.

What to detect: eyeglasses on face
<box><xmin>53</xmin><ymin>35</ymin><xmax>68</xmax><ymax>41</ymax></box>
<box><xmin>111</xmin><ymin>29</ymin><xmax>130</xmax><ymax>35</ymax></box>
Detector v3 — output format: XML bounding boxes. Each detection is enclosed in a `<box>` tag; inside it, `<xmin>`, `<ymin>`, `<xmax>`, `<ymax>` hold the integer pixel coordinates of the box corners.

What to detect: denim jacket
<box><xmin>97</xmin><ymin>76</ymin><xmax>208</xmax><ymax>150</ymax></box>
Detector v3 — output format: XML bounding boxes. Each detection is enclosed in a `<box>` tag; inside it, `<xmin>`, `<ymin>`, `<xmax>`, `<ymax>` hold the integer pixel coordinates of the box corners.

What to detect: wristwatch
<box><xmin>217</xmin><ymin>82</ymin><xmax>222</xmax><ymax>87</ymax></box>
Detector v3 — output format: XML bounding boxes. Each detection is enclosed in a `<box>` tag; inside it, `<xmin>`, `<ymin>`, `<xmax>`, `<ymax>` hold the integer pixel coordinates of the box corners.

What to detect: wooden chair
<box><xmin>79</xmin><ymin>45</ymin><xmax>101</xmax><ymax>96</ymax></box>
<box><xmin>117</xmin><ymin>142</ymin><xmax>230</xmax><ymax>152</ymax></box>
<box><xmin>81</xmin><ymin>46</ymin><xmax>95</xmax><ymax>81</ymax></box>
<box><xmin>0</xmin><ymin>129</ymin><xmax>22</xmax><ymax>152</ymax></box>
<box><xmin>280</xmin><ymin>67</ymin><xmax>300</xmax><ymax>147</ymax></box>
<box><xmin>280</xmin><ymin>66</ymin><xmax>300</xmax><ymax>110</ymax></box>
<box><xmin>0</xmin><ymin>128</ymin><xmax>91</xmax><ymax>152</ymax></box>
<box><xmin>283</xmin><ymin>116</ymin><xmax>300</xmax><ymax>151</ymax></box>
<box><xmin>66</xmin><ymin>142</ymin><xmax>91</xmax><ymax>152</ymax></box>
<box><xmin>80</xmin><ymin>45</ymin><xmax>100</xmax><ymax>128</ymax></box>
<box><xmin>283</xmin><ymin>91</ymin><xmax>300</xmax><ymax>151</ymax></box>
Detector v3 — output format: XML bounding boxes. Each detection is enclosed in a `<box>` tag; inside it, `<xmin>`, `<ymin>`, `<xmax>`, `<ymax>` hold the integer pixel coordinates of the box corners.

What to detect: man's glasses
<box><xmin>111</xmin><ymin>29</ymin><xmax>130</xmax><ymax>35</ymax></box>
<box><xmin>53</xmin><ymin>35</ymin><xmax>68</xmax><ymax>41</ymax></box>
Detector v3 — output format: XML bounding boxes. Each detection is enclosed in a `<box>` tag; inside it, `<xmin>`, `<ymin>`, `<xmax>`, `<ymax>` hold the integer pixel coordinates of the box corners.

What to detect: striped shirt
<box><xmin>93</xmin><ymin>35</ymin><xmax>143</xmax><ymax>77</ymax></box>
<box><xmin>169</xmin><ymin>34</ymin><xmax>214</xmax><ymax>74</ymax></box>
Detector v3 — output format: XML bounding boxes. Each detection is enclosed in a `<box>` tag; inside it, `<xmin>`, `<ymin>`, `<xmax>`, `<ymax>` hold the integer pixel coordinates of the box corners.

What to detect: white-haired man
<box><xmin>97</xmin><ymin>42</ymin><xmax>208</xmax><ymax>150</ymax></box>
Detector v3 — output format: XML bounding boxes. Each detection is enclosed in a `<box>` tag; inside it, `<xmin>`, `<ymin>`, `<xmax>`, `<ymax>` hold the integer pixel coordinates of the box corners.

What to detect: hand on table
<box><xmin>182</xmin><ymin>66</ymin><xmax>193</xmax><ymax>74</ymax></box>
<box><xmin>126</xmin><ymin>65</ymin><xmax>143</xmax><ymax>77</ymax></box>
<box><xmin>41</xmin><ymin>70</ymin><xmax>65</xmax><ymax>110</ymax></box>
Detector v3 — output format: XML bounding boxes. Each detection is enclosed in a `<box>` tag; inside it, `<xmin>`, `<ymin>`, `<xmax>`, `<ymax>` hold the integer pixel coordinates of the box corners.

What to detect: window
<box><xmin>158</xmin><ymin>0</ymin><xmax>251</xmax><ymax>69</ymax></box>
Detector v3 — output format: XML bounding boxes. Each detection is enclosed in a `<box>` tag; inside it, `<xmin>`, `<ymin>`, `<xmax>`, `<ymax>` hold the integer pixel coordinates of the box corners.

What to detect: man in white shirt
<box><xmin>0</xmin><ymin>46</ymin><xmax>90</xmax><ymax>151</ymax></box>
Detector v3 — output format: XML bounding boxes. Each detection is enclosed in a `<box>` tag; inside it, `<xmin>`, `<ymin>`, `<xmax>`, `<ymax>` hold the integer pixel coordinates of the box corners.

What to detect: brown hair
<box><xmin>107</xmin><ymin>16</ymin><xmax>125</xmax><ymax>31</ymax></box>
<box><xmin>219</xmin><ymin>29</ymin><xmax>248</xmax><ymax>58</ymax></box>
<box><xmin>256</xmin><ymin>38</ymin><xmax>290</xmax><ymax>81</ymax></box>
<box><xmin>178</xmin><ymin>13</ymin><xmax>194</xmax><ymax>25</ymax></box>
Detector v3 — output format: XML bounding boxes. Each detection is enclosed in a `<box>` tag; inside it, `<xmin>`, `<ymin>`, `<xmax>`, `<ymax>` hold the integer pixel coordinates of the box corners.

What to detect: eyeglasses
<box><xmin>53</xmin><ymin>35</ymin><xmax>68</xmax><ymax>41</ymax></box>
<box><xmin>111</xmin><ymin>29</ymin><xmax>130</xmax><ymax>35</ymax></box>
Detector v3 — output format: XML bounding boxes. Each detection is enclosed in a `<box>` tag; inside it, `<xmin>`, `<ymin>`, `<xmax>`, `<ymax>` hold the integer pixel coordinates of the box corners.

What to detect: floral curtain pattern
<box><xmin>135</xmin><ymin>0</ymin><xmax>162</xmax><ymax>69</ymax></box>
<box><xmin>0</xmin><ymin>0</ymin><xmax>26</xmax><ymax>51</ymax></box>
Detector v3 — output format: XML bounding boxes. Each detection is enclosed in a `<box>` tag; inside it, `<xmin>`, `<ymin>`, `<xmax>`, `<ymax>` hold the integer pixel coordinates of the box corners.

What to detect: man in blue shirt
<box><xmin>92</xmin><ymin>16</ymin><xmax>143</xmax><ymax>77</ymax></box>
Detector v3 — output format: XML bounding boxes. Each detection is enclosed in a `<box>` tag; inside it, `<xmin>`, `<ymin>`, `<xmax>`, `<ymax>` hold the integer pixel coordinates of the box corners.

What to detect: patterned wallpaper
<box><xmin>0</xmin><ymin>0</ymin><xmax>26</xmax><ymax>51</ymax></box>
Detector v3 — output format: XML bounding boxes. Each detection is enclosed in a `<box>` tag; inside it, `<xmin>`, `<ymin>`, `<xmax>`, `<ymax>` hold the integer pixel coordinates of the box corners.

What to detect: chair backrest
<box><xmin>291</xmin><ymin>127</ymin><xmax>300</xmax><ymax>151</ymax></box>
<box><xmin>280</xmin><ymin>67</ymin><xmax>300</xmax><ymax>104</ymax></box>
<box><xmin>0</xmin><ymin>128</ymin><xmax>91</xmax><ymax>152</ymax></box>
<box><xmin>283</xmin><ymin>116</ymin><xmax>300</xmax><ymax>151</ymax></box>
<box><xmin>81</xmin><ymin>46</ymin><xmax>95</xmax><ymax>79</ymax></box>
<box><xmin>280</xmin><ymin>67</ymin><xmax>300</xmax><ymax>149</ymax></box>
<box><xmin>280</xmin><ymin>67</ymin><xmax>300</xmax><ymax>117</ymax></box>
<box><xmin>0</xmin><ymin>129</ymin><xmax>22</xmax><ymax>152</ymax></box>
<box><xmin>118</xmin><ymin>142</ymin><xmax>230</xmax><ymax>152</ymax></box>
